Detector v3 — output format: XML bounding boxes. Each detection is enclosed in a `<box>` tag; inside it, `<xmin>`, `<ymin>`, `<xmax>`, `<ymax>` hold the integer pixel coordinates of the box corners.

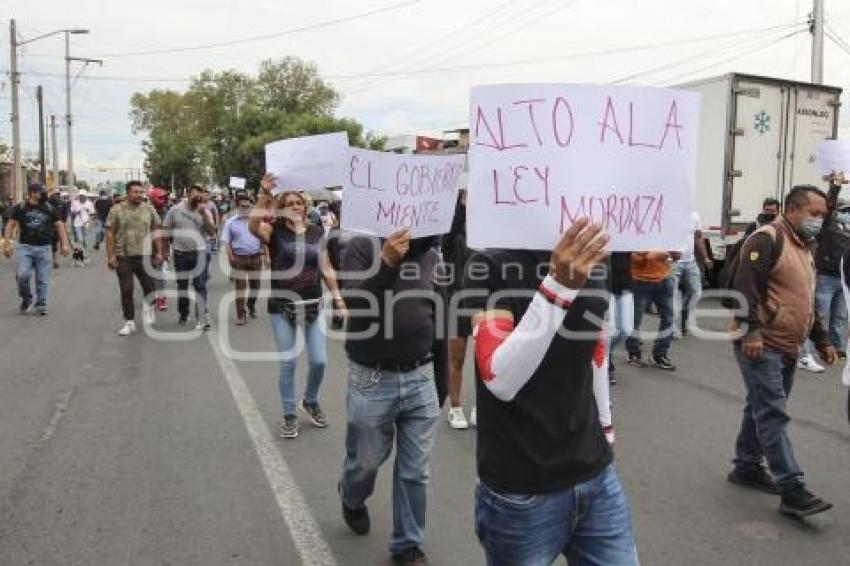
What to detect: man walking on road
<box><xmin>728</xmin><ymin>184</ymin><xmax>836</xmax><ymax>518</ymax></box>
<box><xmin>2</xmin><ymin>183</ymin><xmax>70</xmax><ymax>314</ymax></box>
<box><xmin>462</xmin><ymin>218</ymin><xmax>637</xmax><ymax>565</ymax></box>
<box><xmin>106</xmin><ymin>181</ymin><xmax>163</xmax><ymax>336</ymax></box>
<box><xmin>93</xmin><ymin>190</ymin><xmax>112</xmax><ymax>251</ymax></box>
<box><xmin>164</xmin><ymin>185</ymin><xmax>216</xmax><ymax>330</ymax></box>
<box><xmin>338</xmin><ymin>228</ymin><xmax>446</xmax><ymax>566</ymax></box>
<box><xmin>222</xmin><ymin>192</ymin><xmax>262</xmax><ymax>325</ymax></box>
<box><xmin>625</xmin><ymin>250</ymin><xmax>677</xmax><ymax>370</ymax></box>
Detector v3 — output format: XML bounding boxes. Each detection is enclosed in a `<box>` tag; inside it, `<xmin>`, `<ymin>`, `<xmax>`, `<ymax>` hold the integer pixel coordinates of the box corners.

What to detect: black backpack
<box><xmin>719</xmin><ymin>225</ymin><xmax>784</xmax><ymax>308</ymax></box>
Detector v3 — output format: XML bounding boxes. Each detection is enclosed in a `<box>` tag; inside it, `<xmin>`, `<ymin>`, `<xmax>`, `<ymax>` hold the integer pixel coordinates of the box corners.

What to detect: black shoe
<box><xmin>178</xmin><ymin>315</ymin><xmax>189</xmax><ymax>326</ymax></box>
<box><xmin>300</xmin><ymin>400</ymin><xmax>328</xmax><ymax>428</ymax></box>
<box><xmin>278</xmin><ymin>415</ymin><xmax>299</xmax><ymax>439</ymax></box>
<box><xmin>392</xmin><ymin>547</ymin><xmax>428</xmax><ymax>565</ymax></box>
<box><xmin>780</xmin><ymin>485</ymin><xmax>833</xmax><ymax>518</ymax></box>
<box><xmin>627</xmin><ymin>353</ymin><xmax>647</xmax><ymax>368</ymax></box>
<box><xmin>19</xmin><ymin>300</ymin><xmax>31</xmax><ymax>314</ymax></box>
<box><xmin>727</xmin><ymin>466</ymin><xmax>780</xmax><ymax>495</ymax></box>
<box><xmin>93</xmin><ymin>244</ymin><xmax>100</xmax><ymax>251</ymax></box>
<box><xmin>342</xmin><ymin>502</ymin><xmax>370</xmax><ymax>535</ymax></box>
<box><xmin>651</xmin><ymin>356</ymin><xmax>676</xmax><ymax>371</ymax></box>
<box><xmin>608</xmin><ymin>363</ymin><xmax>617</xmax><ymax>385</ymax></box>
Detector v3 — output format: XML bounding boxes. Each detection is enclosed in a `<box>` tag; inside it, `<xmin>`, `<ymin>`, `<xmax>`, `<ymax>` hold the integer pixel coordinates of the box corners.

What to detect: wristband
<box><xmin>538</xmin><ymin>275</ymin><xmax>579</xmax><ymax>309</ymax></box>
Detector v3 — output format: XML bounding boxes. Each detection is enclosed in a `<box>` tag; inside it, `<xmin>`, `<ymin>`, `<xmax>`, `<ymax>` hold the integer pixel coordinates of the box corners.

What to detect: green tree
<box><xmin>130</xmin><ymin>57</ymin><xmax>383</xmax><ymax>191</ymax></box>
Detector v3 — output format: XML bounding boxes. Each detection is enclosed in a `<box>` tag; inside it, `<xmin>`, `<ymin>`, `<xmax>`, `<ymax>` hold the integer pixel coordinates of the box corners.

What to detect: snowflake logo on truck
<box><xmin>754</xmin><ymin>111</ymin><xmax>771</xmax><ymax>135</ymax></box>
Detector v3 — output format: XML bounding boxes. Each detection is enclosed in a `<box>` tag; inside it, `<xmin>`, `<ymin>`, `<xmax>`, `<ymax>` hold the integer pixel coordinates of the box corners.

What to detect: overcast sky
<box><xmin>3</xmin><ymin>0</ymin><xmax>850</xmax><ymax>184</ymax></box>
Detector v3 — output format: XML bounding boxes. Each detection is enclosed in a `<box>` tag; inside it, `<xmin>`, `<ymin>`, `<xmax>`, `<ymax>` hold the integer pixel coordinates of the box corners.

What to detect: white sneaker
<box><xmin>118</xmin><ymin>320</ymin><xmax>136</xmax><ymax>336</ymax></box>
<box><xmin>447</xmin><ymin>407</ymin><xmax>469</xmax><ymax>430</ymax></box>
<box><xmin>143</xmin><ymin>303</ymin><xmax>156</xmax><ymax>326</ymax></box>
<box><xmin>797</xmin><ymin>354</ymin><xmax>825</xmax><ymax>373</ymax></box>
<box><xmin>195</xmin><ymin>317</ymin><xmax>211</xmax><ymax>331</ymax></box>
<box><xmin>470</xmin><ymin>406</ymin><xmax>477</xmax><ymax>427</ymax></box>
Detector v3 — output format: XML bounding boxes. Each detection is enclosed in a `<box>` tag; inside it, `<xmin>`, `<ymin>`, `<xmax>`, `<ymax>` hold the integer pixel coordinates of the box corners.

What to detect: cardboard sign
<box><xmin>467</xmin><ymin>83</ymin><xmax>701</xmax><ymax>251</ymax></box>
<box><xmin>342</xmin><ymin>148</ymin><xmax>466</xmax><ymax>238</ymax></box>
<box><xmin>816</xmin><ymin>140</ymin><xmax>850</xmax><ymax>176</ymax></box>
<box><xmin>264</xmin><ymin>132</ymin><xmax>349</xmax><ymax>195</ymax></box>
<box><xmin>229</xmin><ymin>176</ymin><xmax>246</xmax><ymax>189</ymax></box>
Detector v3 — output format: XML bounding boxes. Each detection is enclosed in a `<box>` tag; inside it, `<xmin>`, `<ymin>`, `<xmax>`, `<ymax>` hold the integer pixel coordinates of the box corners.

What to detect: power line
<box><xmin>87</xmin><ymin>0</ymin><xmax>421</xmax><ymax>58</ymax></box>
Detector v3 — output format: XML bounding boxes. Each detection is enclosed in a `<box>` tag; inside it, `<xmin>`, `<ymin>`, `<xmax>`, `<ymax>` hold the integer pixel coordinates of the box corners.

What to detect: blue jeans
<box><xmin>475</xmin><ymin>465</ymin><xmax>638</xmax><ymax>566</ymax></box>
<box><xmin>608</xmin><ymin>292</ymin><xmax>634</xmax><ymax>358</ymax></box>
<box><xmin>16</xmin><ymin>244</ymin><xmax>52</xmax><ymax>307</ymax></box>
<box><xmin>339</xmin><ymin>360</ymin><xmax>440</xmax><ymax>555</ymax></box>
<box><xmin>93</xmin><ymin>218</ymin><xmax>106</xmax><ymax>246</ymax></box>
<box><xmin>815</xmin><ymin>274</ymin><xmax>847</xmax><ymax>349</ymax></box>
<box><xmin>270</xmin><ymin>312</ymin><xmax>327</xmax><ymax>416</ymax></box>
<box><xmin>733</xmin><ymin>344</ymin><xmax>803</xmax><ymax>493</ymax></box>
<box><xmin>671</xmin><ymin>260</ymin><xmax>702</xmax><ymax>331</ymax></box>
<box><xmin>172</xmin><ymin>250</ymin><xmax>208</xmax><ymax>319</ymax></box>
<box><xmin>625</xmin><ymin>278</ymin><xmax>674</xmax><ymax>359</ymax></box>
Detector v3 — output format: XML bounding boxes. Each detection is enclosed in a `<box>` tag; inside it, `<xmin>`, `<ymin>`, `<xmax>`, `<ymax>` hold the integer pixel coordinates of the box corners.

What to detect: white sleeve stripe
<box><xmin>540</xmin><ymin>275</ymin><xmax>580</xmax><ymax>305</ymax></box>
<box><xmin>485</xmin><ymin>293</ymin><xmax>567</xmax><ymax>402</ymax></box>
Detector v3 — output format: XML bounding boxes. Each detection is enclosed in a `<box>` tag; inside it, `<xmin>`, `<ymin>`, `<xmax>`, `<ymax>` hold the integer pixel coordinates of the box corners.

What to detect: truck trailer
<box><xmin>675</xmin><ymin>73</ymin><xmax>842</xmax><ymax>283</ymax></box>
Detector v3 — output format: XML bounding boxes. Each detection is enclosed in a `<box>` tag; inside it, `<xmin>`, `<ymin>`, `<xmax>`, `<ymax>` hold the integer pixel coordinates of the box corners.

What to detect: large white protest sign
<box><xmin>342</xmin><ymin>148</ymin><xmax>466</xmax><ymax>238</ymax></box>
<box><xmin>264</xmin><ymin>132</ymin><xmax>349</xmax><ymax>195</ymax></box>
<box><xmin>816</xmin><ymin>140</ymin><xmax>850</xmax><ymax>176</ymax></box>
<box><xmin>229</xmin><ymin>176</ymin><xmax>246</xmax><ymax>189</ymax></box>
<box><xmin>467</xmin><ymin>84</ymin><xmax>701</xmax><ymax>251</ymax></box>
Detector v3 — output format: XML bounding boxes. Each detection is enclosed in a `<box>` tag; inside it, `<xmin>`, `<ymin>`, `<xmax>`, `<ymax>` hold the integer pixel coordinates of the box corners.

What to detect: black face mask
<box><xmin>757</xmin><ymin>212</ymin><xmax>777</xmax><ymax>226</ymax></box>
<box><xmin>408</xmin><ymin>236</ymin><xmax>439</xmax><ymax>259</ymax></box>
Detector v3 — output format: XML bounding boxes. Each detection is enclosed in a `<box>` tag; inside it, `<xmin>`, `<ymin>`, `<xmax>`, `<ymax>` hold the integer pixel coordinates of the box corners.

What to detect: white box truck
<box><xmin>675</xmin><ymin>73</ymin><xmax>842</xmax><ymax>284</ymax></box>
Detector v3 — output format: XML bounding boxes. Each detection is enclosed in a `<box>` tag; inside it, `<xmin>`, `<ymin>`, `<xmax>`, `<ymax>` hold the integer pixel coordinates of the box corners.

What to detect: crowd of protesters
<box><xmin>3</xmin><ymin>167</ymin><xmax>850</xmax><ymax>566</ymax></box>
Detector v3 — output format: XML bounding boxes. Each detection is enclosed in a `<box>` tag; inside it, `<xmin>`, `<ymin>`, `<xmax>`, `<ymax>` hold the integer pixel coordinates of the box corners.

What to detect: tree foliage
<box><xmin>130</xmin><ymin>57</ymin><xmax>384</xmax><ymax>190</ymax></box>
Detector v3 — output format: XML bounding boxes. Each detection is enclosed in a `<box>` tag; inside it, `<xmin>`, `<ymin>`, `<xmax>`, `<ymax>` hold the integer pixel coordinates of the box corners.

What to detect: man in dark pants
<box><xmin>106</xmin><ymin>181</ymin><xmax>163</xmax><ymax>336</ymax></box>
<box><xmin>163</xmin><ymin>185</ymin><xmax>216</xmax><ymax>330</ymax></box>
<box><xmin>728</xmin><ymin>185</ymin><xmax>835</xmax><ymax>518</ymax></box>
<box><xmin>338</xmin><ymin>228</ymin><xmax>447</xmax><ymax>566</ymax></box>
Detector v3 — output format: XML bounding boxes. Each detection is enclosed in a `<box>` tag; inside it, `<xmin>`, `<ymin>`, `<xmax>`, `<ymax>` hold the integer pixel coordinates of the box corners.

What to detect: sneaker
<box><xmin>19</xmin><ymin>300</ymin><xmax>31</xmax><ymax>314</ymax></box>
<box><xmin>797</xmin><ymin>354</ymin><xmax>824</xmax><ymax>373</ymax></box>
<box><xmin>651</xmin><ymin>356</ymin><xmax>676</xmax><ymax>371</ymax></box>
<box><xmin>780</xmin><ymin>485</ymin><xmax>833</xmax><ymax>518</ymax></box>
<box><xmin>391</xmin><ymin>547</ymin><xmax>428</xmax><ymax>566</ymax></box>
<box><xmin>278</xmin><ymin>415</ymin><xmax>298</xmax><ymax>439</ymax></box>
<box><xmin>627</xmin><ymin>353</ymin><xmax>647</xmax><ymax>368</ymax></box>
<box><xmin>143</xmin><ymin>303</ymin><xmax>156</xmax><ymax>326</ymax></box>
<box><xmin>118</xmin><ymin>320</ymin><xmax>136</xmax><ymax>336</ymax></box>
<box><xmin>235</xmin><ymin>316</ymin><xmax>247</xmax><ymax>326</ymax></box>
<box><xmin>470</xmin><ymin>407</ymin><xmax>477</xmax><ymax>427</ymax></box>
<box><xmin>342</xmin><ymin>501</ymin><xmax>370</xmax><ymax>535</ymax></box>
<box><xmin>727</xmin><ymin>466</ymin><xmax>780</xmax><ymax>495</ymax></box>
<box><xmin>300</xmin><ymin>400</ymin><xmax>328</xmax><ymax>428</ymax></box>
<box><xmin>447</xmin><ymin>406</ymin><xmax>469</xmax><ymax>430</ymax></box>
<box><xmin>195</xmin><ymin>318</ymin><xmax>211</xmax><ymax>331</ymax></box>
<box><xmin>35</xmin><ymin>304</ymin><xmax>48</xmax><ymax>316</ymax></box>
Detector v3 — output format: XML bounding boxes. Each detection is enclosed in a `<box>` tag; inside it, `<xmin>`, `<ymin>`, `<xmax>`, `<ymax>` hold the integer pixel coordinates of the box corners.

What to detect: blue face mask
<box><xmin>796</xmin><ymin>216</ymin><xmax>824</xmax><ymax>242</ymax></box>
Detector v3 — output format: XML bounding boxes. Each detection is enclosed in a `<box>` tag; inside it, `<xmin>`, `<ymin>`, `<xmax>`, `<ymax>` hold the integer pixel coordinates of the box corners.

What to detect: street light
<box><xmin>8</xmin><ymin>20</ymin><xmax>100</xmax><ymax>199</ymax></box>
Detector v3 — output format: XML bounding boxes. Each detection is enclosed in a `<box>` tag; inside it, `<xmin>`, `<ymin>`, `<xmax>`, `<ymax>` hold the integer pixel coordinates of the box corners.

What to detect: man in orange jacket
<box><xmin>625</xmin><ymin>251</ymin><xmax>677</xmax><ymax>370</ymax></box>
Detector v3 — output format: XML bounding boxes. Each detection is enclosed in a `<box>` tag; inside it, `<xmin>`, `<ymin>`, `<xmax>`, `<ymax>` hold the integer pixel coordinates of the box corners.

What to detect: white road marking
<box><xmin>206</xmin><ymin>329</ymin><xmax>337</xmax><ymax>566</ymax></box>
<box><xmin>40</xmin><ymin>389</ymin><xmax>74</xmax><ymax>443</ymax></box>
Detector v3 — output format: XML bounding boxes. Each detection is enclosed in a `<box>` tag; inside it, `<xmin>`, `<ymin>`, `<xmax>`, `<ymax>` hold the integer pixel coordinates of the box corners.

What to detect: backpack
<box><xmin>719</xmin><ymin>224</ymin><xmax>784</xmax><ymax>308</ymax></box>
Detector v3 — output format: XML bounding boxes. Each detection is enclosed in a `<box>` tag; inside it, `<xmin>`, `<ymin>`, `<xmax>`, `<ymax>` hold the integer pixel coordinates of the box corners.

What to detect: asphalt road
<box><xmin>1</xmin><ymin>249</ymin><xmax>849</xmax><ymax>566</ymax></box>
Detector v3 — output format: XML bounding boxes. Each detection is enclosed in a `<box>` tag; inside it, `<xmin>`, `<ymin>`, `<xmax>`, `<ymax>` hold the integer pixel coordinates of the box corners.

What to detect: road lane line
<box><xmin>206</xmin><ymin>329</ymin><xmax>337</xmax><ymax>566</ymax></box>
<box><xmin>40</xmin><ymin>389</ymin><xmax>74</xmax><ymax>443</ymax></box>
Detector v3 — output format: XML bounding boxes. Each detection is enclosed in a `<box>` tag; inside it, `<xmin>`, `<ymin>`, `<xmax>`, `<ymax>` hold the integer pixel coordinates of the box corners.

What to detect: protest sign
<box><xmin>467</xmin><ymin>83</ymin><xmax>701</xmax><ymax>251</ymax></box>
<box><xmin>342</xmin><ymin>148</ymin><xmax>466</xmax><ymax>238</ymax></box>
<box><xmin>229</xmin><ymin>176</ymin><xmax>246</xmax><ymax>189</ymax></box>
<box><xmin>264</xmin><ymin>132</ymin><xmax>349</xmax><ymax>195</ymax></box>
<box><xmin>815</xmin><ymin>140</ymin><xmax>850</xmax><ymax>176</ymax></box>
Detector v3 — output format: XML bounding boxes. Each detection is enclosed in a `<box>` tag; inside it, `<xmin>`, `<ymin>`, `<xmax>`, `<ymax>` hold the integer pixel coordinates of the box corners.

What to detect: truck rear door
<box><xmin>787</xmin><ymin>86</ymin><xmax>840</xmax><ymax>189</ymax></box>
<box><xmin>729</xmin><ymin>80</ymin><xmax>787</xmax><ymax>225</ymax></box>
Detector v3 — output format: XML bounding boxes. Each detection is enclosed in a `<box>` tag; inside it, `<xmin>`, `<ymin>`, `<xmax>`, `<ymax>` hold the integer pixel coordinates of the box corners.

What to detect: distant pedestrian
<box><xmin>93</xmin><ymin>190</ymin><xmax>112</xmax><ymax>251</ymax></box>
<box><xmin>625</xmin><ymin>251</ymin><xmax>677</xmax><ymax>370</ymax></box>
<box><xmin>671</xmin><ymin>211</ymin><xmax>711</xmax><ymax>336</ymax></box>
<box><xmin>106</xmin><ymin>181</ymin><xmax>163</xmax><ymax>336</ymax></box>
<box><xmin>727</xmin><ymin>184</ymin><xmax>835</xmax><ymax>518</ymax></box>
<box><xmin>70</xmin><ymin>193</ymin><xmax>94</xmax><ymax>249</ymax></box>
<box><xmin>2</xmin><ymin>183</ymin><xmax>70</xmax><ymax>314</ymax></box>
<box><xmin>163</xmin><ymin>185</ymin><xmax>216</xmax><ymax>330</ymax></box>
<box><xmin>222</xmin><ymin>193</ymin><xmax>262</xmax><ymax>325</ymax></box>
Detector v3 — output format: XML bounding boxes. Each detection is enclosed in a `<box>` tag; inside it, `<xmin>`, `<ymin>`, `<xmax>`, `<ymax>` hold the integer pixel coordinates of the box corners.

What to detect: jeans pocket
<box><xmin>348</xmin><ymin>362</ymin><xmax>380</xmax><ymax>390</ymax></box>
<box><xmin>484</xmin><ymin>484</ymin><xmax>541</xmax><ymax>508</ymax></box>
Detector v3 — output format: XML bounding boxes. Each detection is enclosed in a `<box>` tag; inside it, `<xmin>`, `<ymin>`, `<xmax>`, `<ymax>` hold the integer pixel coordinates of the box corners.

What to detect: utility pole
<box><xmin>10</xmin><ymin>20</ymin><xmax>22</xmax><ymax>201</ymax></box>
<box><xmin>811</xmin><ymin>0</ymin><xmax>824</xmax><ymax>84</ymax></box>
<box><xmin>50</xmin><ymin>115</ymin><xmax>59</xmax><ymax>189</ymax></box>
<box><xmin>64</xmin><ymin>32</ymin><xmax>102</xmax><ymax>191</ymax></box>
<box><xmin>37</xmin><ymin>86</ymin><xmax>46</xmax><ymax>185</ymax></box>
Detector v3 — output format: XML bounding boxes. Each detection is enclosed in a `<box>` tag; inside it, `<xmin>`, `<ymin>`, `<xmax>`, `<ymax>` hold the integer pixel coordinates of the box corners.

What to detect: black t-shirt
<box><xmin>94</xmin><ymin>198</ymin><xmax>112</xmax><ymax>221</ymax></box>
<box><xmin>461</xmin><ymin>249</ymin><xmax>612</xmax><ymax>494</ymax></box>
<box><xmin>12</xmin><ymin>202</ymin><xmax>59</xmax><ymax>246</ymax></box>
<box><xmin>267</xmin><ymin>222</ymin><xmax>325</xmax><ymax>311</ymax></box>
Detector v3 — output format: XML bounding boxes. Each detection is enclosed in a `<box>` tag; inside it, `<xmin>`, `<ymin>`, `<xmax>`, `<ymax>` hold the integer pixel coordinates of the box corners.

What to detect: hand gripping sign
<box><xmin>467</xmin><ymin>83</ymin><xmax>701</xmax><ymax>251</ymax></box>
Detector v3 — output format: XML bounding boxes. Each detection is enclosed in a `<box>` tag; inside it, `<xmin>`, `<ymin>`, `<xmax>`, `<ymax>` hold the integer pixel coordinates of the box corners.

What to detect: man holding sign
<box><xmin>461</xmin><ymin>218</ymin><xmax>638</xmax><ymax>565</ymax></box>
